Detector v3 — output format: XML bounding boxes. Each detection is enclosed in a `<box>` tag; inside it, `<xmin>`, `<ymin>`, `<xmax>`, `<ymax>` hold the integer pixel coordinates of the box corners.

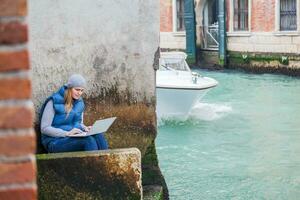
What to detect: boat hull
<box><xmin>156</xmin><ymin>87</ymin><xmax>210</xmax><ymax>119</ymax></box>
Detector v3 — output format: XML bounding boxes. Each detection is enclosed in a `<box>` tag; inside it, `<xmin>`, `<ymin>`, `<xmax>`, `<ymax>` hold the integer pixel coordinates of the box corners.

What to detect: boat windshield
<box><xmin>159</xmin><ymin>57</ymin><xmax>190</xmax><ymax>71</ymax></box>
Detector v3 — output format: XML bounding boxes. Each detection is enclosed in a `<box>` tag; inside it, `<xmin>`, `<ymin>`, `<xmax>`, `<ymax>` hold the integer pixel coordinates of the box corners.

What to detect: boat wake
<box><xmin>158</xmin><ymin>102</ymin><xmax>232</xmax><ymax>126</ymax></box>
<box><xmin>189</xmin><ymin>102</ymin><xmax>232</xmax><ymax>121</ymax></box>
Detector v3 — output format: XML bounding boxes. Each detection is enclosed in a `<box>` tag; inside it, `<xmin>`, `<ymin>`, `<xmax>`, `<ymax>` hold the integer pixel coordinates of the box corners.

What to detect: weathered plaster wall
<box><xmin>29</xmin><ymin>0</ymin><xmax>159</xmax><ymax>153</ymax></box>
<box><xmin>29</xmin><ymin>0</ymin><xmax>158</xmax><ymax>109</ymax></box>
<box><xmin>28</xmin><ymin>0</ymin><xmax>168</xmax><ymax>198</ymax></box>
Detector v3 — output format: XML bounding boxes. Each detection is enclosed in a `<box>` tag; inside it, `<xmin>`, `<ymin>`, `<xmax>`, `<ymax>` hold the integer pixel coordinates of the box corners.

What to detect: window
<box><xmin>234</xmin><ymin>0</ymin><xmax>249</xmax><ymax>31</ymax></box>
<box><xmin>280</xmin><ymin>0</ymin><xmax>297</xmax><ymax>31</ymax></box>
<box><xmin>176</xmin><ymin>0</ymin><xmax>185</xmax><ymax>31</ymax></box>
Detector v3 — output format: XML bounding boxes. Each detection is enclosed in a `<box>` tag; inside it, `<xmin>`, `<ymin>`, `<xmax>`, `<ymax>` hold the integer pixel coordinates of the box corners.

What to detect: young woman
<box><xmin>40</xmin><ymin>74</ymin><xmax>108</xmax><ymax>153</ymax></box>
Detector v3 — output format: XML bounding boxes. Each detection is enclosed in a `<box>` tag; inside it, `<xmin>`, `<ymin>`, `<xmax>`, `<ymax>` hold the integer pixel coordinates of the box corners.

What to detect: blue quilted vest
<box><xmin>50</xmin><ymin>86</ymin><xmax>85</xmax><ymax>131</ymax></box>
<box><xmin>40</xmin><ymin>85</ymin><xmax>85</xmax><ymax>147</ymax></box>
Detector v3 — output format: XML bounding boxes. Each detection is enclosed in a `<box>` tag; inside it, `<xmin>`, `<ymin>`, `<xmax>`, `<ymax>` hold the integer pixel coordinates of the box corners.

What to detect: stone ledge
<box><xmin>36</xmin><ymin>148</ymin><xmax>140</xmax><ymax>160</ymax></box>
<box><xmin>37</xmin><ymin>148</ymin><xmax>142</xmax><ymax>200</ymax></box>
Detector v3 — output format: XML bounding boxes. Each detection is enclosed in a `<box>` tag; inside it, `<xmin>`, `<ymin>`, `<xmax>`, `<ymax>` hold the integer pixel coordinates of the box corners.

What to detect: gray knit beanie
<box><xmin>66</xmin><ymin>74</ymin><xmax>86</xmax><ymax>88</ymax></box>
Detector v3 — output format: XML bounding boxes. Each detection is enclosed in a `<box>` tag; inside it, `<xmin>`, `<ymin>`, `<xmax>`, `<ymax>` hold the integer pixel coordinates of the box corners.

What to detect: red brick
<box><xmin>251</xmin><ymin>0</ymin><xmax>275</xmax><ymax>32</ymax></box>
<box><xmin>0</xmin><ymin>0</ymin><xmax>27</xmax><ymax>16</ymax></box>
<box><xmin>226</xmin><ymin>0</ymin><xmax>230</xmax><ymax>32</ymax></box>
<box><xmin>0</xmin><ymin>22</ymin><xmax>28</xmax><ymax>44</ymax></box>
<box><xmin>160</xmin><ymin>0</ymin><xmax>173</xmax><ymax>32</ymax></box>
<box><xmin>0</xmin><ymin>106</ymin><xmax>34</xmax><ymax>129</ymax></box>
<box><xmin>0</xmin><ymin>131</ymin><xmax>35</xmax><ymax>156</ymax></box>
<box><xmin>0</xmin><ymin>78</ymin><xmax>31</xmax><ymax>100</ymax></box>
<box><xmin>0</xmin><ymin>187</ymin><xmax>36</xmax><ymax>200</ymax></box>
<box><xmin>0</xmin><ymin>50</ymin><xmax>29</xmax><ymax>72</ymax></box>
<box><xmin>0</xmin><ymin>160</ymin><xmax>36</xmax><ymax>184</ymax></box>
<box><xmin>225</xmin><ymin>0</ymin><xmax>275</xmax><ymax>32</ymax></box>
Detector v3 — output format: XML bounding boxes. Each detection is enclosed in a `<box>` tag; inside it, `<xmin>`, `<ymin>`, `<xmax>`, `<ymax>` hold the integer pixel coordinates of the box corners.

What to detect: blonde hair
<box><xmin>64</xmin><ymin>88</ymin><xmax>73</xmax><ymax>115</ymax></box>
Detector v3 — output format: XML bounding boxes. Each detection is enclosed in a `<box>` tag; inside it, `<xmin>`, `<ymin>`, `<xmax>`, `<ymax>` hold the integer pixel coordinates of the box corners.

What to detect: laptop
<box><xmin>69</xmin><ymin>117</ymin><xmax>117</xmax><ymax>137</ymax></box>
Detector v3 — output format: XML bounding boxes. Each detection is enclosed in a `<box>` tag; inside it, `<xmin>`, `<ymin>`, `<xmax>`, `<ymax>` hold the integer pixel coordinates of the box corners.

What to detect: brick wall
<box><xmin>226</xmin><ymin>0</ymin><xmax>276</xmax><ymax>32</ymax></box>
<box><xmin>0</xmin><ymin>0</ymin><xmax>37</xmax><ymax>199</ymax></box>
<box><xmin>160</xmin><ymin>0</ymin><xmax>173</xmax><ymax>32</ymax></box>
<box><xmin>226</xmin><ymin>0</ymin><xmax>230</xmax><ymax>32</ymax></box>
<box><xmin>251</xmin><ymin>0</ymin><xmax>275</xmax><ymax>32</ymax></box>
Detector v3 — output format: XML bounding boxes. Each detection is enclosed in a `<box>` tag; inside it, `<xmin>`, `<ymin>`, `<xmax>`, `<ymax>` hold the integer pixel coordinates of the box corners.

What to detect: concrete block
<box><xmin>37</xmin><ymin>148</ymin><xmax>142</xmax><ymax>200</ymax></box>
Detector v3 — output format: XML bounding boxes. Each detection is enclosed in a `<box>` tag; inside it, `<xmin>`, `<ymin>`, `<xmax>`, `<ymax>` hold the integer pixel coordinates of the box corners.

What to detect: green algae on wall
<box><xmin>142</xmin><ymin>141</ymin><xmax>169</xmax><ymax>199</ymax></box>
<box><xmin>227</xmin><ymin>51</ymin><xmax>300</xmax><ymax>76</ymax></box>
<box><xmin>84</xmin><ymin>97</ymin><xmax>156</xmax><ymax>156</ymax></box>
<box><xmin>228</xmin><ymin>51</ymin><xmax>291</xmax><ymax>65</ymax></box>
<box><xmin>143</xmin><ymin>185</ymin><xmax>163</xmax><ymax>200</ymax></box>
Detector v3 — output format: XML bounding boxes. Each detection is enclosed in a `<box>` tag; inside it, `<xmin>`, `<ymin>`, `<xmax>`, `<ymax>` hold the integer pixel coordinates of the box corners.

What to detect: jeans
<box><xmin>44</xmin><ymin>133</ymin><xmax>108</xmax><ymax>153</ymax></box>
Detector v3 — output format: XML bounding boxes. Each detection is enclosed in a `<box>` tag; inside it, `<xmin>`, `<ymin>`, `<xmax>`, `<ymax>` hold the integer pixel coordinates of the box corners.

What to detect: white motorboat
<box><xmin>156</xmin><ymin>52</ymin><xmax>218</xmax><ymax>119</ymax></box>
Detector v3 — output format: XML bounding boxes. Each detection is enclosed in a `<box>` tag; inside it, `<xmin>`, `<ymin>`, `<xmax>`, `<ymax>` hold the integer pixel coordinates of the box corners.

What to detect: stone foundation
<box><xmin>196</xmin><ymin>50</ymin><xmax>222</xmax><ymax>70</ymax></box>
<box><xmin>227</xmin><ymin>51</ymin><xmax>300</xmax><ymax>76</ymax></box>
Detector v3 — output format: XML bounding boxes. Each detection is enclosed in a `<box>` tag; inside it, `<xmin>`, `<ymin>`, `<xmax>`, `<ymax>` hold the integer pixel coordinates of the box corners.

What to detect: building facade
<box><xmin>227</xmin><ymin>0</ymin><xmax>300</xmax><ymax>53</ymax></box>
<box><xmin>160</xmin><ymin>0</ymin><xmax>186</xmax><ymax>50</ymax></box>
<box><xmin>161</xmin><ymin>0</ymin><xmax>300</xmax><ymax>73</ymax></box>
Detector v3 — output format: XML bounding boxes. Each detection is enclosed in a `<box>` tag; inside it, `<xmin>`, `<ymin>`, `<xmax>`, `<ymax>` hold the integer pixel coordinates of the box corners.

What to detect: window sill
<box><xmin>172</xmin><ymin>31</ymin><xmax>186</xmax><ymax>36</ymax></box>
<box><xmin>227</xmin><ymin>32</ymin><xmax>251</xmax><ymax>37</ymax></box>
<box><xmin>273</xmin><ymin>31</ymin><xmax>300</xmax><ymax>36</ymax></box>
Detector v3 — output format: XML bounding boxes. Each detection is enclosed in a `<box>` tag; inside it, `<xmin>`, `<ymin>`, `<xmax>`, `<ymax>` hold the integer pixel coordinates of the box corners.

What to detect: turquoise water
<box><xmin>156</xmin><ymin>70</ymin><xmax>300</xmax><ymax>200</ymax></box>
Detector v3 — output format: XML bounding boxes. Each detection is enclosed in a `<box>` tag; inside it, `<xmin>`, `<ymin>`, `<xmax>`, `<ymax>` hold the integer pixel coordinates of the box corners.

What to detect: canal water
<box><xmin>156</xmin><ymin>70</ymin><xmax>300</xmax><ymax>200</ymax></box>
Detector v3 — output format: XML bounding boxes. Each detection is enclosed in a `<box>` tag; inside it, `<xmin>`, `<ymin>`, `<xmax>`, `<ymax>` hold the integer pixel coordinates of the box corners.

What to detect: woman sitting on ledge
<box><xmin>40</xmin><ymin>74</ymin><xmax>108</xmax><ymax>153</ymax></box>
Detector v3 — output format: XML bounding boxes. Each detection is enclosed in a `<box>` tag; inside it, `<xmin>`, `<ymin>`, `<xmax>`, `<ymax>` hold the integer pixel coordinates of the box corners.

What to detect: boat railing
<box><xmin>160</xmin><ymin>64</ymin><xmax>176</xmax><ymax>71</ymax></box>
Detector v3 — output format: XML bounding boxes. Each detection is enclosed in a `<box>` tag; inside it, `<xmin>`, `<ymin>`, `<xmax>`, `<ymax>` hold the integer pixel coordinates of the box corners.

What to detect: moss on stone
<box><xmin>219</xmin><ymin>55</ymin><xmax>226</xmax><ymax>66</ymax></box>
<box><xmin>37</xmin><ymin>149</ymin><xmax>141</xmax><ymax>200</ymax></box>
<box><xmin>225</xmin><ymin>51</ymin><xmax>300</xmax><ymax>77</ymax></box>
<box><xmin>143</xmin><ymin>185</ymin><xmax>163</xmax><ymax>200</ymax></box>
<box><xmin>228</xmin><ymin>51</ymin><xmax>290</xmax><ymax>65</ymax></box>
<box><xmin>142</xmin><ymin>168</ymin><xmax>159</xmax><ymax>185</ymax></box>
<box><xmin>142</xmin><ymin>141</ymin><xmax>169</xmax><ymax>199</ymax></box>
<box><xmin>142</xmin><ymin>141</ymin><xmax>159</xmax><ymax>166</ymax></box>
<box><xmin>186</xmin><ymin>55</ymin><xmax>196</xmax><ymax>65</ymax></box>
